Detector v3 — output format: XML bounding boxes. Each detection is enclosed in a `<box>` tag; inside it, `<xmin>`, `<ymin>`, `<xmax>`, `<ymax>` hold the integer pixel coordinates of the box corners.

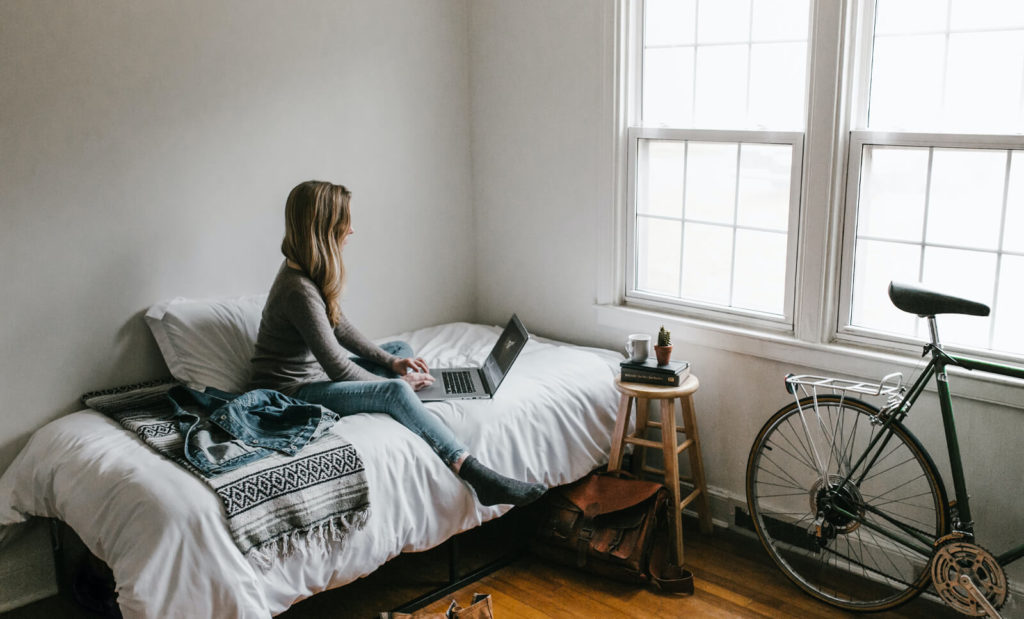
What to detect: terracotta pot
<box><xmin>654</xmin><ymin>345</ymin><xmax>672</xmax><ymax>366</ymax></box>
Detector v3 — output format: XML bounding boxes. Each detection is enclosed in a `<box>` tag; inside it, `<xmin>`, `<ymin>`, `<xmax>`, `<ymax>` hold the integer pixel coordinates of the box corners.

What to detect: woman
<box><xmin>249</xmin><ymin>180</ymin><xmax>545</xmax><ymax>506</ymax></box>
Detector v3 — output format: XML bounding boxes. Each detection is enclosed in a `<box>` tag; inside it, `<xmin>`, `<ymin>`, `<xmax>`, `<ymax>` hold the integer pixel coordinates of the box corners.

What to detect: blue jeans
<box><xmin>294</xmin><ymin>341</ymin><xmax>468</xmax><ymax>467</ymax></box>
<box><xmin>167</xmin><ymin>385</ymin><xmax>335</xmax><ymax>476</ymax></box>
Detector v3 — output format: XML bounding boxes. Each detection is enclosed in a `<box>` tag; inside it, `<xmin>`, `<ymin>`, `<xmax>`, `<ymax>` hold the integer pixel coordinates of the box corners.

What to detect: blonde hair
<box><xmin>281</xmin><ymin>180</ymin><xmax>352</xmax><ymax>326</ymax></box>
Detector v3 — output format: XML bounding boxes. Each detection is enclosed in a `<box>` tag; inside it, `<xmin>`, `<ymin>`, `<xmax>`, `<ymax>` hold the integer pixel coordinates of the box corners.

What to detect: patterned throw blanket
<box><xmin>82</xmin><ymin>380</ymin><xmax>370</xmax><ymax>571</ymax></box>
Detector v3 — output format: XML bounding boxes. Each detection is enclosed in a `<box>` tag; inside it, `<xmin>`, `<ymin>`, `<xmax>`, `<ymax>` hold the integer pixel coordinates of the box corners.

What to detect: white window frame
<box><xmin>624</xmin><ymin>127</ymin><xmax>805</xmax><ymax>330</ymax></box>
<box><xmin>834</xmin><ymin>0</ymin><xmax>1024</xmax><ymax>363</ymax></box>
<box><xmin>837</xmin><ymin>131</ymin><xmax>1024</xmax><ymax>362</ymax></box>
<box><xmin>621</xmin><ymin>0</ymin><xmax>812</xmax><ymax>331</ymax></box>
<box><xmin>603</xmin><ymin>0</ymin><xmax>1024</xmax><ymax>409</ymax></box>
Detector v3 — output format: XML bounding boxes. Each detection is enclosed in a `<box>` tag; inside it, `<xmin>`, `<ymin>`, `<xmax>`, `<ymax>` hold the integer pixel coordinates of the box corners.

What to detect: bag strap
<box><xmin>647</xmin><ymin>539</ymin><xmax>694</xmax><ymax>594</ymax></box>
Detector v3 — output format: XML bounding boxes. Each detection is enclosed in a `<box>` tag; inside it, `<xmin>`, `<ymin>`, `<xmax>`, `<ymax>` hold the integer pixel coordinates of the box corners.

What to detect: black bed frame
<box><xmin>49</xmin><ymin>504</ymin><xmax>537</xmax><ymax>617</ymax></box>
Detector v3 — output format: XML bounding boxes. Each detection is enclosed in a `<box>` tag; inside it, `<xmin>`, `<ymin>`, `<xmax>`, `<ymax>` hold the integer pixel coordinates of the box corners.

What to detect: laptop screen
<box><xmin>481</xmin><ymin>314</ymin><xmax>529</xmax><ymax>390</ymax></box>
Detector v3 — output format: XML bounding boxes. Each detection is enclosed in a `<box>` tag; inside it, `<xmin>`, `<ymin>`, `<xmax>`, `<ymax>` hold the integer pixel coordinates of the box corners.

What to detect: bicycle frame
<box><xmin>836</xmin><ymin>331</ymin><xmax>1024</xmax><ymax>568</ymax></box>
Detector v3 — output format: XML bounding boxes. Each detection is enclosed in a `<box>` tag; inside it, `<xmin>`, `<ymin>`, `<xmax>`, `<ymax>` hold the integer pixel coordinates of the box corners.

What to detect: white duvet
<box><xmin>0</xmin><ymin>322</ymin><xmax>622</xmax><ymax>618</ymax></box>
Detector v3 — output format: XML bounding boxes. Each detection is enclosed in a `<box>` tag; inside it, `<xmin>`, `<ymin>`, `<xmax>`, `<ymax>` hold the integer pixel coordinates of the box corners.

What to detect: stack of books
<box><xmin>620</xmin><ymin>358</ymin><xmax>691</xmax><ymax>386</ymax></box>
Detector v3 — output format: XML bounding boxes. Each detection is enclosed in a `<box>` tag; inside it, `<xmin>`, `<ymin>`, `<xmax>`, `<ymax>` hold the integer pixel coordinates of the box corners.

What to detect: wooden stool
<box><xmin>608</xmin><ymin>375</ymin><xmax>712</xmax><ymax>566</ymax></box>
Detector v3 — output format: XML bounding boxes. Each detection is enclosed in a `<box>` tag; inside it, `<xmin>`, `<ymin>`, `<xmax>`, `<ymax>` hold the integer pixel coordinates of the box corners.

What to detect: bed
<box><xmin>0</xmin><ymin>297</ymin><xmax>623</xmax><ymax>618</ymax></box>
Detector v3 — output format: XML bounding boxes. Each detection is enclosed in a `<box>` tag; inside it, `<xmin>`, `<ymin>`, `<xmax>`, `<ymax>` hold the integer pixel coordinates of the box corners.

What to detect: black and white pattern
<box><xmin>82</xmin><ymin>383</ymin><xmax>370</xmax><ymax>570</ymax></box>
<box><xmin>217</xmin><ymin>444</ymin><xmax>364</xmax><ymax>517</ymax></box>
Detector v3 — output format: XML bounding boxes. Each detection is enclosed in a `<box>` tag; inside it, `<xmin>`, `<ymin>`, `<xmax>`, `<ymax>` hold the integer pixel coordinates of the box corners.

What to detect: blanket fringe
<box><xmin>246</xmin><ymin>507</ymin><xmax>371</xmax><ymax>572</ymax></box>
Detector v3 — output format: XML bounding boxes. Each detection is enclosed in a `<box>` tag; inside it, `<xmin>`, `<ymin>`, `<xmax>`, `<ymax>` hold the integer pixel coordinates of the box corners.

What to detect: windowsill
<box><xmin>594</xmin><ymin>303</ymin><xmax>1024</xmax><ymax>411</ymax></box>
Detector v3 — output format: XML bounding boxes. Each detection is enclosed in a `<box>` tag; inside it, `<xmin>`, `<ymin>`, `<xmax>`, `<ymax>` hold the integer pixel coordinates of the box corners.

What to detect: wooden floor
<box><xmin>4</xmin><ymin>514</ymin><xmax>984</xmax><ymax>619</ymax></box>
<box><xmin>413</xmin><ymin>522</ymin><xmax>966</xmax><ymax>619</ymax></box>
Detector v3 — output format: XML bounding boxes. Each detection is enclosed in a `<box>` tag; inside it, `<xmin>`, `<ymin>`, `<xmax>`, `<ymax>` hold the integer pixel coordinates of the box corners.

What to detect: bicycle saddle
<box><xmin>888</xmin><ymin>281</ymin><xmax>990</xmax><ymax>317</ymax></box>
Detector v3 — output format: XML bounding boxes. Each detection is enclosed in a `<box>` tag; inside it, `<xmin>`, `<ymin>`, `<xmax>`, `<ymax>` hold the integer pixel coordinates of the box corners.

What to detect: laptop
<box><xmin>416</xmin><ymin>314</ymin><xmax>529</xmax><ymax>401</ymax></box>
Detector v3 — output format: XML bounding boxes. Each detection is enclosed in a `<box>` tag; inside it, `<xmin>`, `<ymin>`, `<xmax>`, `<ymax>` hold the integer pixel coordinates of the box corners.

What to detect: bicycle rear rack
<box><xmin>786</xmin><ymin>372</ymin><xmax>905</xmax><ymax>414</ymax></box>
<box><xmin>785</xmin><ymin>373</ymin><xmax>907</xmax><ymax>484</ymax></box>
<box><xmin>785</xmin><ymin>373</ymin><xmax>904</xmax><ymax>398</ymax></box>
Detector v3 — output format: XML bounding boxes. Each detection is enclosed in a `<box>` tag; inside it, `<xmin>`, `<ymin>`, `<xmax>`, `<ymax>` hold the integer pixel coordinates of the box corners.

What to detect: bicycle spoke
<box><xmin>779</xmin><ymin>416</ymin><xmax>821</xmax><ymax>473</ymax></box>
<box><xmin>757</xmin><ymin>491</ymin><xmax>810</xmax><ymax>499</ymax></box>
<box><xmin>747</xmin><ymin>397</ymin><xmax>945</xmax><ymax>612</ymax></box>
<box><xmin>860</xmin><ymin>502</ymin><xmax>938</xmax><ymax>549</ymax></box>
<box><xmin>760</xmin><ymin>451</ymin><xmax>814</xmax><ymax>488</ymax></box>
<box><xmin>869</xmin><ymin>489</ymin><xmax>936</xmax><ymax>511</ymax></box>
<box><xmin>822</xmin><ymin>532</ymin><xmax>918</xmax><ymax>589</ymax></box>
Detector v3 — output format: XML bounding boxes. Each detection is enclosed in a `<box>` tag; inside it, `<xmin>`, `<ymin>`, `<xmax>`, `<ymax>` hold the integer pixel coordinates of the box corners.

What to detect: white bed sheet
<box><xmin>0</xmin><ymin>322</ymin><xmax>622</xmax><ymax>618</ymax></box>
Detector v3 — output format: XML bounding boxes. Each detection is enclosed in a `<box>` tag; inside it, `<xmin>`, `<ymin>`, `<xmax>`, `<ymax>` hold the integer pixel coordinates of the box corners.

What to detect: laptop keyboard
<box><xmin>443</xmin><ymin>370</ymin><xmax>475</xmax><ymax>395</ymax></box>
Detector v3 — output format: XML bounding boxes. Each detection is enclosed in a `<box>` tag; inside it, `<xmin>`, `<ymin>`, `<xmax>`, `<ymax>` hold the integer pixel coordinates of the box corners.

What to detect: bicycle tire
<box><xmin>746</xmin><ymin>394</ymin><xmax>949</xmax><ymax>612</ymax></box>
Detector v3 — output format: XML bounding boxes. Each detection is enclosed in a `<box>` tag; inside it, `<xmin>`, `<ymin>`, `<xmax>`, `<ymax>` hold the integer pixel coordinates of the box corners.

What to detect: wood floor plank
<box><xmin>693</xmin><ymin>577</ymin><xmax>761</xmax><ymax>613</ymax></box>
<box><xmin>405</xmin><ymin>523</ymin><xmax>967</xmax><ymax>619</ymax></box>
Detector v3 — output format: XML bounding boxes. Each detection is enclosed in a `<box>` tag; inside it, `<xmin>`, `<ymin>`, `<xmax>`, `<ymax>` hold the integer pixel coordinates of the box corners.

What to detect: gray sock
<box><xmin>458</xmin><ymin>456</ymin><xmax>546</xmax><ymax>506</ymax></box>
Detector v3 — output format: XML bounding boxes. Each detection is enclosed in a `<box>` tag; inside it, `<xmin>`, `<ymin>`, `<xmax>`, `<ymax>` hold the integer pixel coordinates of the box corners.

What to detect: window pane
<box><xmin>748</xmin><ymin>42</ymin><xmax>807</xmax><ymax>129</ymax></box>
<box><xmin>870</xmin><ymin>1</ymin><xmax>1024</xmax><ymax>133</ymax></box>
<box><xmin>851</xmin><ymin>240</ymin><xmax>921</xmax><ymax>337</ymax></box>
<box><xmin>694</xmin><ymin>45</ymin><xmax>748</xmax><ymax>128</ymax></box>
<box><xmin>927</xmin><ymin>149</ymin><xmax>1006</xmax><ymax>250</ymax></box>
<box><xmin>697</xmin><ymin>0</ymin><xmax>751</xmax><ymax>44</ymax></box>
<box><xmin>868</xmin><ymin>35</ymin><xmax>945</xmax><ymax>130</ymax></box>
<box><xmin>857</xmin><ymin>145</ymin><xmax>928</xmax><ymax>242</ymax></box>
<box><xmin>643</xmin><ymin>47</ymin><xmax>695</xmax><ymax>127</ymax></box>
<box><xmin>733</xmin><ymin>229</ymin><xmax>787</xmax><ymax>313</ymax></box>
<box><xmin>630</xmin><ymin>134</ymin><xmax>797</xmax><ymax>320</ymax></box>
<box><xmin>637</xmin><ymin>216</ymin><xmax>681</xmax><ymax>296</ymax></box>
<box><xmin>944</xmin><ymin>32</ymin><xmax>1024</xmax><ymax>133</ymax></box>
<box><xmin>950</xmin><ymin>0</ymin><xmax>1024</xmax><ymax>30</ymax></box>
<box><xmin>1005</xmin><ymin>151</ymin><xmax>1024</xmax><ymax>254</ymax></box>
<box><xmin>921</xmin><ymin>247</ymin><xmax>996</xmax><ymax>349</ymax></box>
<box><xmin>751</xmin><ymin>0</ymin><xmax>810</xmax><ymax>42</ymax></box>
<box><xmin>874</xmin><ymin>0</ymin><xmax>948</xmax><ymax>35</ymax></box>
<box><xmin>644</xmin><ymin>0</ymin><xmax>696</xmax><ymax>46</ymax></box>
<box><xmin>994</xmin><ymin>255</ymin><xmax>1024</xmax><ymax>354</ymax></box>
<box><xmin>849</xmin><ymin>142</ymin><xmax>1022</xmax><ymax>357</ymax></box>
<box><xmin>637</xmin><ymin>140</ymin><xmax>686</xmax><ymax>218</ymax></box>
<box><xmin>681</xmin><ymin>223</ymin><xmax>733</xmax><ymax>304</ymax></box>
<box><xmin>642</xmin><ymin>0</ymin><xmax>808</xmax><ymax>131</ymax></box>
<box><xmin>685</xmin><ymin>142</ymin><xmax>738</xmax><ymax>224</ymax></box>
<box><xmin>737</xmin><ymin>143</ymin><xmax>791</xmax><ymax>231</ymax></box>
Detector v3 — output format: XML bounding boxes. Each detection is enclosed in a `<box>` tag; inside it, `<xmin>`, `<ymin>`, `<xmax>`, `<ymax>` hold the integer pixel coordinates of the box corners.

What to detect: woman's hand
<box><xmin>393</xmin><ymin>357</ymin><xmax>432</xmax><ymax>390</ymax></box>
<box><xmin>392</xmin><ymin>357</ymin><xmax>430</xmax><ymax>375</ymax></box>
<box><xmin>399</xmin><ymin>372</ymin><xmax>435</xmax><ymax>391</ymax></box>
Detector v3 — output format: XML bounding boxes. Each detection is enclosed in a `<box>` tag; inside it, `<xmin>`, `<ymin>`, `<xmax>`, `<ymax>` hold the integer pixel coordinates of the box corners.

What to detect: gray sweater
<box><xmin>248</xmin><ymin>263</ymin><xmax>399</xmax><ymax>394</ymax></box>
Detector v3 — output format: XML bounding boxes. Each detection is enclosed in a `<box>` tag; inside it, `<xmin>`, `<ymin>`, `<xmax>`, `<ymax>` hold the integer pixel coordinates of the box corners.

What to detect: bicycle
<box><xmin>745</xmin><ymin>281</ymin><xmax>1023</xmax><ymax>617</ymax></box>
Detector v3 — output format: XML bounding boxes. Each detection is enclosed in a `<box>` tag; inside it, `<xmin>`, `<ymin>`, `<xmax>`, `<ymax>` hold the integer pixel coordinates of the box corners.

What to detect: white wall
<box><xmin>0</xmin><ymin>0</ymin><xmax>475</xmax><ymax>472</ymax></box>
<box><xmin>469</xmin><ymin>0</ymin><xmax>1023</xmax><ymax>586</ymax></box>
<box><xmin>470</xmin><ymin>0</ymin><xmax>612</xmax><ymax>339</ymax></box>
<box><xmin>0</xmin><ymin>0</ymin><xmax>474</xmax><ymax>606</ymax></box>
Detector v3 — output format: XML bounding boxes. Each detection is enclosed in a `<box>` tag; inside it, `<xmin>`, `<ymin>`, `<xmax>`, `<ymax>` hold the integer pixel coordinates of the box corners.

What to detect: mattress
<box><xmin>0</xmin><ymin>322</ymin><xmax>622</xmax><ymax>618</ymax></box>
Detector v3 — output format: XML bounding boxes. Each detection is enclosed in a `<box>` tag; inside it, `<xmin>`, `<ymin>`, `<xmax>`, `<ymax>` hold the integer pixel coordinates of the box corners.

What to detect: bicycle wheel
<box><xmin>746</xmin><ymin>394</ymin><xmax>949</xmax><ymax>612</ymax></box>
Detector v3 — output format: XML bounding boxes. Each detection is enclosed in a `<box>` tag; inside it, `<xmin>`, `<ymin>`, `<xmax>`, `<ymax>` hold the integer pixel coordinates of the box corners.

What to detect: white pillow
<box><xmin>144</xmin><ymin>294</ymin><xmax>267</xmax><ymax>393</ymax></box>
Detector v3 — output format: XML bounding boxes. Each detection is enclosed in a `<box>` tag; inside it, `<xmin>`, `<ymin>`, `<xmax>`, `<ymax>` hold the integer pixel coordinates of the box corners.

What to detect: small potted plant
<box><xmin>655</xmin><ymin>325</ymin><xmax>672</xmax><ymax>365</ymax></box>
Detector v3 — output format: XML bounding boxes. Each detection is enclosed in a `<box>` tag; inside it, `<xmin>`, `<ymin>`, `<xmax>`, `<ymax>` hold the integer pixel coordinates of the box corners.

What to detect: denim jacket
<box><xmin>166</xmin><ymin>385</ymin><xmax>339</xmax><ymax>476</ymax></box>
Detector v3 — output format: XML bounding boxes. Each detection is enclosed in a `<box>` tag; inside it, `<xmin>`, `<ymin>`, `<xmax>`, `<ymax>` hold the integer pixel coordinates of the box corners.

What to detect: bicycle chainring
<box><xmin>930</xmin><ymin>542</ymin><xmax>1007</xmax><ymax>616</ymax></box>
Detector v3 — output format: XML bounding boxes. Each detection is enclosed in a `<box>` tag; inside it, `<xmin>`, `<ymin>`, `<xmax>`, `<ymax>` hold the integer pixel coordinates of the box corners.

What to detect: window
<box><xmin>620</xmin><ymin>0</ymin><xmax>1024</xmax><ymax>361</ymax></box>
<box><xmin>839</xmin><ymin>0</ymin><xmax>1024</xmax><ymax>358</ymax></box>
<box><xmin>626</xmin><ymin>0</ymin><xmax>811</xmax><ymax>326</ymax></box>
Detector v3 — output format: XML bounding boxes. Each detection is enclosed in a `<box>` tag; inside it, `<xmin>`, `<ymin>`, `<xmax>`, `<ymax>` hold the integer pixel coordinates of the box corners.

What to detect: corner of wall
<box><xmin>465</xmin><ymin>0</ymin><xmax>485</xmax><ymax>324</ymax></box>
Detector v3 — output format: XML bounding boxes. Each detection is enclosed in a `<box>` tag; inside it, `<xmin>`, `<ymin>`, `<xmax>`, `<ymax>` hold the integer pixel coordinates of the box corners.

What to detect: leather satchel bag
<box><xmin>532</xmin><ymin>471</ymin><xmax>694</xmax><ymax>594</ymax></box>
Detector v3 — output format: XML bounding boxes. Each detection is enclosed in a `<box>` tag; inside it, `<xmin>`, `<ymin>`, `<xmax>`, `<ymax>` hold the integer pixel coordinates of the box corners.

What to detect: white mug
<box><xmin>625</xmin><ymin>334</ymin><xmax>650</xmax><ymax>363</ymax></box>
